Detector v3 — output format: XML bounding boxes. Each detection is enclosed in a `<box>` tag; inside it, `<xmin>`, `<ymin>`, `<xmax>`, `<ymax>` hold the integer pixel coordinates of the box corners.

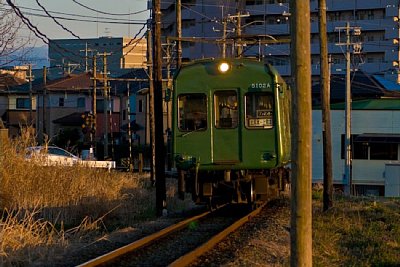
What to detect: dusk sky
<box><xmin>12</xmin><ymin>0</ymin><xmax>150</xmax><ymax>45</ymax></box>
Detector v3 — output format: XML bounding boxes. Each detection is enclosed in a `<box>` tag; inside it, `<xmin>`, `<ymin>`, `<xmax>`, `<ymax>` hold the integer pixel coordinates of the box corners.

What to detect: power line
<box><xmin>71</xmin><ymin>0</ymin><xmax>148</xmax><ymax>16</ymax></box>
<box><xmin>0</xmin><ymin>6</ymin><xmax>147</xmax><ymax>23</ymax></box>
<box><xmin>6</xmin><ymin>0</ymin><xmax>48</xmax><ymax>45</ymax></box>
<box><xmin>0</xmin><ymin>8</ymin><xmax>148</xmax><ymax>25</ymax></box>
<box><xmin>5</xmin><ymin>0</ymin><xmax>83</xmax><ymax>66</ymax></box>
<box><xmin>35</xmin><ymin>0</ymin><xmax>81</xmax><ymax>39</ymax></box>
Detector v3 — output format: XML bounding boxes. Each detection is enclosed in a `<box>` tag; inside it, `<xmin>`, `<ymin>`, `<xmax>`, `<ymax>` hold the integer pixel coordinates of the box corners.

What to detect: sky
<box><xmin>11</xmin><ymin>0</ymin><xmax>151</xmax><ymax>46</ymax></box>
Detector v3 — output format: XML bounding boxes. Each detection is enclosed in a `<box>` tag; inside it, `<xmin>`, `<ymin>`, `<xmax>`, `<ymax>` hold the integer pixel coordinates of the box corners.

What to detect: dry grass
<box><xmin>313</xmin><ymin>193</ymin><xmax>400</xmax><ymax>266</ymax></box>
<box><xmin>0</xmin><ymin>129</ymin><xmax>193</xmax><ymax>266</ymax></box>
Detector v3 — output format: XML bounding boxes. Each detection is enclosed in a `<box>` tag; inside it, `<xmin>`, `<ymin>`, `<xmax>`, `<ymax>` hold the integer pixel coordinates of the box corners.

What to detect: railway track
<box><xmin>76</xmin><ymin>202</ymin><xmax>267</xmax><ymax>267</ymax></box>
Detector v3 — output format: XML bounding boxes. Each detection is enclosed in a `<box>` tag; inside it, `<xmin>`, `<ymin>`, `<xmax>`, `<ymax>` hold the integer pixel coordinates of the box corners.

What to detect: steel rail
<box><xmin>76</xmin><ymin>209</ymin><xmax>211</xmax><ymax>267</ymax></box>
<box><xmin>169</xmin><ymin>201</ymin><xmax>268</xmax><ymax>267</ymax></box>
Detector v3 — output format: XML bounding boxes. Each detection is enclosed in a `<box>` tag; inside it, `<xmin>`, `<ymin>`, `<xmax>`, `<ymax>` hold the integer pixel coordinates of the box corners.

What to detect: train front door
<box><xmin>212</xmin><ymin>90</ymin><xmax>240</xmax><ymax>164</ymax></box>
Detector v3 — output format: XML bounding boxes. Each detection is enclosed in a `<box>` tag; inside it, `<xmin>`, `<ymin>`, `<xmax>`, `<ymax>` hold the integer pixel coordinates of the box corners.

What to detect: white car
<box><xmin>26</xmin><ymin>146</ymin><xmax>116</xmax><ymax>170</ymax></box>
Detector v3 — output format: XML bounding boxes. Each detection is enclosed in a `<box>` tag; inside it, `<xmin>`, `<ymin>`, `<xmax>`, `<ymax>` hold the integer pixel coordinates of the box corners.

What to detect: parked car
<box><xmin>26</xmin><ymin>146</ymin><xmax>116</xmax><ymax>170</ymax></box>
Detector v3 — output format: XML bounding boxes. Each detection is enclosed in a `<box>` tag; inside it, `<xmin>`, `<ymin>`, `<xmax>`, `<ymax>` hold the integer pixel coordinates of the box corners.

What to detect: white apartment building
<box><xmin>157</xmin><ymin>0</ymin><xmax>400</xmax><ymax>81</ymax></box>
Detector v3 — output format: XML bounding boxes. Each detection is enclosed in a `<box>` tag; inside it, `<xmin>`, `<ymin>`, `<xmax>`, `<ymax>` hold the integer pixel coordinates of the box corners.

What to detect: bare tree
<box><xmin>0</xmin><ymin>0</ymin><xmax>33</xmax><ymax>67</ymax></box>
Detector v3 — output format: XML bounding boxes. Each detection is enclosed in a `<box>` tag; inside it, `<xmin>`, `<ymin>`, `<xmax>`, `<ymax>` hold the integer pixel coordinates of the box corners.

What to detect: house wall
<box><xmin>44</xmin><ymin>93</ymin><xmax>89</xmax><ymax>138</ymax></box>
<box><xmin>8</xmin><ymin>95</ymin><xmax>36</xmax><ymax>111</ymax></box>
<box><xmin>313</xmin><ymin>109</ymin><xmax>400</xmax><ymax>186</ymax></box>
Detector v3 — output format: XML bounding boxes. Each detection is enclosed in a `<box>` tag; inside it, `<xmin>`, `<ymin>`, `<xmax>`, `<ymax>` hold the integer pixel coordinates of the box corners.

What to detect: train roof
<box><xmin>175</xmin><ymin>57</ymin><xmax>285</xmax><ymax>81</ymax></box>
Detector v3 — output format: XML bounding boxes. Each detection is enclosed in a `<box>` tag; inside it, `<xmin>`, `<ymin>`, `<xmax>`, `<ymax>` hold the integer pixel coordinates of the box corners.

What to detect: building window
<box><xmin>367</xmin><ymin>10</ymin><xmax>374</xmax><ymax>20</ymax></box>
<box><xmin>16</xmin><ymin>98</ymin><xmax>30</xmax><ymax>109</ymax></box>
<box><xmin>96</xmin><ymin>99</ymin><xmax>104</xmax><ymax>112</ymax></box>
<box><xmin>370</xmin><ymin>143</ymin><xmax>397</xmax><ymax>160</ymax></box>
<box><xmin>59</xmin><ymin>97</ymin><xmax>64</xmax><ymax>107</ymax></box>
<box><xmin>77</xmin><ymin>97</ymin><xmax>85</xmax><ymax>108</ymax></box>
<box><xmin>182</xmin><ymin>0</ymin><xmax>196</xmax><ymax>5</ymax></box>
<box><xmin>138</xmin><ymin>99</ymin><xmax>143</xmax><ymax>112</ymax></box>
<box><xmin>96</xmin><ymin>99</ymin><xmax>113</xmax><ymax>113</ymax></box>
<box><xmin>341</xmin><ymin>135</ymin><xmax>398</xmax><ymax>160</ymax></box>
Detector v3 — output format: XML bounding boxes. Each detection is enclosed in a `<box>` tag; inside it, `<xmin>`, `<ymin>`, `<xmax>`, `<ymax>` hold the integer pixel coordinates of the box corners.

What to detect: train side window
<box><xmin>177</xmin><ymin>94</ymin><xmax>207</xmax><ymax>131</ymax></box>
<box><xmin>245</xmin><ymin>92</ymin><xmax>274</xmax><ymax>129</ymax></box>
<box><xmin>214</xmin><ymin>90</ymin><xmax>238</xmax><ymax>129</ymax></box>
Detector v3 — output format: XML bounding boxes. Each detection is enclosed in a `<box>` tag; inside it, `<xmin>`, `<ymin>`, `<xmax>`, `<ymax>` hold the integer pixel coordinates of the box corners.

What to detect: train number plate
<box><xmin>248</xmin><ymin>118</ymin><xmax>272</xmax><ymax>127</ymax></box>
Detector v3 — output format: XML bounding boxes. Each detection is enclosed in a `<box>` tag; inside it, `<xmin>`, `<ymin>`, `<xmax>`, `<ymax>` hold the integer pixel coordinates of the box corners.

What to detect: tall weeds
<box><xmin>0</xmin><ymin>129</ymin><xmax>162</xmax><ymax>265</ymax></box>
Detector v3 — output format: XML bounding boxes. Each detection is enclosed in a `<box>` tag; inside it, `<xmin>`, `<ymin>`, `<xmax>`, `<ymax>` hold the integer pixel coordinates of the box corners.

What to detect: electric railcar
<box><xmin>172</xmin><ymin>58</ymin><xmax>291</xmax><ymax>207</ymax></box>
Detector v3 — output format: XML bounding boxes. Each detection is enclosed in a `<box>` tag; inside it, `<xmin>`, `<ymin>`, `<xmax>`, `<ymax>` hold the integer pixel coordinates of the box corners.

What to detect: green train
<box><xmin>172</xmin><ymin>58</ymin><xmax>291</xmax><ymax>208</ymax></box>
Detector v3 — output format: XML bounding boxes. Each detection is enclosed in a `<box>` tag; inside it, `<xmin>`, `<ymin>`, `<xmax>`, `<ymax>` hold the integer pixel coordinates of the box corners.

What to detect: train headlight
<box><xmin>218</xmin><ymin>62</ymin><xmax>230</xmax><ymax>73</ymax></box>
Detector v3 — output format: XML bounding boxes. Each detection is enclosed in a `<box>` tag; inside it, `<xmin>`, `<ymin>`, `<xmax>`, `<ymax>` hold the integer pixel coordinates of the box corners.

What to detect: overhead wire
<box><xmin>35</xmin><ymin>0</ymin><xmax>81</xmax><ymax>39</ymax></box>
<box><xmin>71</xmin><ymin>0</ymin><xmax>148</xmax><ymax>16</ymax></box>
<box><xmin>5</xmin><ymin>0</ymin><xmax>83</xmax><ymax>66</ymax></box>
<box><xmin>0</xmin><ymin>5</ymin><xmax>146</xmax><ymax>22</ymax></box>
<box><xmin>0</xmin><ymin>8</ymin><xmax>147</xmax><ymax>25</ymax></box>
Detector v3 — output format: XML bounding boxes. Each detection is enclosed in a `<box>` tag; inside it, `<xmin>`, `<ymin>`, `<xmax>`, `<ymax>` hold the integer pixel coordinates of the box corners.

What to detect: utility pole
<box><xmin>127</xmin><ymin>82</ymin><xmax>133</xmax><ymax>171</ymax></box>
<box><xmin>42</xmin><ymin>66</ymin><xmax>47</xmax><ymax>143</ymax></box>
<box><xmin>335</xmin><ymin>23</ymin><xmax>361</xmax><ymax>196</ymax></box>
<box><xmin>222</xmin><ymin>18</ymin><xmax>227</xmax><ymax>58</ymax></box>
<box><xmin>166</xmin><ymin>42</ymin><xmax>172</xmax><ymax>171</ymax></box>
<box><xmin>237</xmin><ymin>12</ymin><xmax>242</xmax><ymax>58</ymax></box>
<box><xmin>345</xmin><ymin>23</ymin><xmax>352</xmax><ymax>196</ymax></box>
<box><xmin>212</xmin><ymin>17</ymin><xmax>232</xmax><ymax>58</ymax></box>
<box><xmin>153</xmin><ymin>0</ymin><xmax>167</xmax><ymax>217</ymax></box>
<box><xmin>28</xmin><ymin>64</ymin><xmax>33</xmax><ymax>125</ymax></box>
<box><xmin>92</xmin><ymin>55</ymin><xmax>97</xmax><ymax>157</ymax></box>
<box><xmin>318</xmin><ymin>0</ymin><xmax>333</xmax><ymax>211</ymax></box>
<box><xmin>228</xmin><ymin>12</ymin><xmax>249</xmax><ymax>58</ymax></box>
<box><xmin>99</xmin><ymin>52</ymin><xmax>111</xmax><ymax>159</ymax></box>
<box><xmin>290</xmin><ymin>0</ymin><xmax>313</xmax><ymax>266</ymax></box>
<box><xmin>176</xmin><ymin>0</ymin><xmax>182</xmax><ymax>69</ymax></box>
<box><xmin>148</xmin><ymin>28</ymin><xmax>156</xmax><ymax>183</ymax></box>
<box><xmin>80</xmin><ymin>42</ymin><xmax>95</xmax><ymax>73</ymax></box>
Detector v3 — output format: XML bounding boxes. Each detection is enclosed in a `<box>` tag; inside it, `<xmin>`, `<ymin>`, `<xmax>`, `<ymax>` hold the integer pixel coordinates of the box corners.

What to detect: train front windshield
<box><xmin>178</xmin><ymin>94</ymin><xmax>207</xmax><ymax>131</ymax></box>
<box><xmin>245</xmin><ymin>93</ymin><xmax>274</xmax><ymax>129</ymax></box>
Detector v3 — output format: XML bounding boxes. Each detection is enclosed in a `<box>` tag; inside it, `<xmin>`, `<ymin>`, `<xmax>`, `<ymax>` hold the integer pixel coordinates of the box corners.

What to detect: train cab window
<box><xmin>178</xmin><ymin>94</ymin><xmax>207</xmax><ymax>131</ymax></box>
<box><xmin>245</xmin><ymin>92</ymin><xmax>274</xmax><ymax>129</ymax></box>
<box><xmin>214</xmin><ymin>90</ymin><xmax>238</xmax><ymax>129</ymax></box>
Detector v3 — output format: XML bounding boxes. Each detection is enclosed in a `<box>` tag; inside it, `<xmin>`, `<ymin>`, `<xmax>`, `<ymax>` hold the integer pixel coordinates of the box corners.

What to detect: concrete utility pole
<box><xmin>80</xmin><ymin>42</ymin><xmax>94</xmax><ymax>73</ymax></box>
<box><xmin>222</xmin><ymin>18</ymin><xmax>227</xmax><ymax>58</ymax></box>
<box><xmin>42</xmin><ymin>66</ymin><xmax>47</xmax><ymax>143</ymax></box>
<box><xmin>93</xmin><ymin>55</ymin><xmax>97</xmax><ymax>148</ymax></box>
<box><xmin>176</xmin><ymin>0</ymin><xmax>182</xmax><ymax>69</ymax></box>
<box><xmin>148</xmin><ymin>28</ymin><xmax>156</xmax><ymax>183</ymax></box>
<box><xmin>228</xmin><ymin>12</ymin><xmax>249</xmax><ymax>58</ymax></box>
<box><xmin>127</xmin><ymin>82</ymin><xmax>133</xmax><ymax>171</ymax></box>
<box><xmin>99</xmin><ymin>52</ymin><xmax>111</xmax><ymax>159</ymax></box>
<box><xmin>335</xmin><ymin>23</ymin><xmax>361</xmax><ymax>196</ymax></box>
<box><xmin>318</xmin><ymin>0</ymin><xmax>333</xmax><ymax>211</ymax></box>
<box><xmin>153</xmin><ymin>0</ymin><xmax>167</xmax><ymax>216</ymax></box>
<box><xmin>345</xmin><ymin>23</ymin><xmax>351</xmax><ymax>196</ymax></box>
<box><xmin>28</xmin><ymin>64</ymin><xmax>33</xmax><ymax>124</ymax></box>
<box><xmin>290</xmin><ymin>0</ymin><xmax>313</xmax><ymax>266</ymax></box>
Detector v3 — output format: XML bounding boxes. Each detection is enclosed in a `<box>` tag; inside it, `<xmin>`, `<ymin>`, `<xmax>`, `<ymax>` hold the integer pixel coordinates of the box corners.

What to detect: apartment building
<box><xmin>48</xmin><ymin>37</ymin><xmax>147</xmax><ymax>75</ymax></box>
<box><xmin>158</xmin><ymin>0</ymin><xmax>400</xmax><ymax>81</ymax></box>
